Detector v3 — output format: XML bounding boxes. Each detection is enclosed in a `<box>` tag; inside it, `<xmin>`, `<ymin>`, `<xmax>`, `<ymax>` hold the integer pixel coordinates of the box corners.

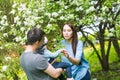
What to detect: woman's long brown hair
<box><xmin>62</xmin><ymin>23</ymin><xmax>78</xmax><ymax>56</ymax></box>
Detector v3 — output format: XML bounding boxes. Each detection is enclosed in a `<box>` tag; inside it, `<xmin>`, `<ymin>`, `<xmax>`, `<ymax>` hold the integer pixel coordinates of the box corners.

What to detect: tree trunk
<box><xmin>100</xmin><ymin>56</ymin><xmax>109</xmax><ymax>71</ymax></box>
<box><xmin>111</xmin><ymin>36</ymin><xmax>120</xmax><ymax>58</ymax></box>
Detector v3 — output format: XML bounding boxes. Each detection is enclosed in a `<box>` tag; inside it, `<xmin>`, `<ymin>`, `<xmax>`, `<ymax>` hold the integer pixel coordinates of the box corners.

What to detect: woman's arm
<box><xmin>63</xmin><ymin>50</ymin><xmax>80</xmax><ymax>65</ymax></box>
<box><xmin>62</xmin><ymin>41</ymin><xmax>83</xmax><ymax>65</ymax></box>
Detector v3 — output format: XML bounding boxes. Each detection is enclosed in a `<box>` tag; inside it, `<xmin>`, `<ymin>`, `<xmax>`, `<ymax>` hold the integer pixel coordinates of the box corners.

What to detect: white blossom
<box><xmin>17</xmin><ymin>21</ymin><xmax>21</xmax><ymax>25</ymax></box>
<box><xmin>52</xmin><ymin>12</ymin><xmax>58</xmax><ymax>17</ymax></box>
<box><xmin>102</xmin><ymin>6</ymin><xmax>108</xmax><ymax>11</ymax></box>
<box><xmin>15</xmin><ymin>36</ymin><xmax>22</xmax><ymax>42</ymax></box>
<box><xmin>33</xmin><ymin>9</ymin><xmax>39</xmax><ymax>13</ymax></box>
<box><xmin>20</xmin><ymin>27</ymin><xmax>25</xmax><ymax>32</ymax></box>
<box><xmin>108</xmin><ymin>18</ymin><xmax>112</xmax><ymax>21</ymax></box>
<box><xmin>20</xmin><ymin>4</ymin><xmax>26</xmax><ymax>9</ymax></box>
<box><xmin>39</xmin><ymin>7</ymin><xmax>44</xmax><ymax>11</ymax></box>
<box><xmin>29</xmin><ymin>20</ymin><xmax>35</xmax><ymax>26</ymax></box>
<box><xmin>47</xmin><ymin>24</ymin><xmax>52</xmax><ymax>28</ymax></box>
<box><xmin>97</xmin><ymin>17</ymin><xmax>103</xmax><ymax>21</ymax></box>
<box><xmin>24</xmin><ymin>21</ymin><xmax>28</xmax><ymax>26</ymax></box>
<box><xmin>109</xmin><ymin>33</ymin><xmax>114</xmax><ymax>37</ymax></box>
<box><xmin>76</xmin><ymin>18</ymin><xmax>79</xmax><ymax>21</ymax></box>
<box><xmin>67</xmin><ymin>14</ymin><xmax>74</xmax><ymax>19</ymax></box>
<box><xmin>92</xmin><ymin>78</ymin><xmax>97</xmax><ymax>80</ymax></box>
<box><xmin>4</xmin><ymin>21</ymin><xmax>8</xmax><ymax>26</ymax></box>
<box><xmin>3</xmin><ymin>33</ymin><xmax>8</xmax><ymax>37</ymax></box>
<box><xmin>76</xmin><ymin>6</ymin><xmax>83</xmax><ymax>11</ymax></box>
<box><xmin>72</xmin><ymin>0</ymin><xmax>79</xmax><ymax>5</ymax></box>
<box><xmin>10</xmin><ymin>9</ymin><xmax>16</xmax><ymax>14</ymax></box>
<box><xmin>94</xmin><ymin>21</ymin><xmax>100</xmax><ymax>26</ymax></box>
<box><xmin>22</xmin><ymin>14</ymin><xmax>26</xmax><ymax>18</ymax></box>
<box><xmin>26</xmin><ymin>9</ymin><xmax>31</xmax><ymax>15</ymax></box>
<box><xmin>18</xmin><ymin>4</ymin><xmax>27</xmax><ymax>11</ymax></box>
<box><xmin>59</xmin><ymin>16</ymin><xmax>65</xmax><ymax>20</ymax></box>
<box><xmin>2</xmin><ymin>65</ymin><xmax>8</xmax><ymax>71</ymax></box>
<box><xmin>44</xmin><ymin>36</ymin><xmax>48</xmax><ymax>44</ymax></box>
<box><xmin>2</xmin><ymin>15</ymin><xmax>7</xmax><ymax>20</ymax></box>
<box><xmin>11</xmin><ymin>24</ymin><xmax>14</xmax><ymax>27</ymax></box>
<box><xmin>12</xmin><ymin>3</ymin><xmax>17</xmax><ymax>8</ymax></box>
<box><xmin>0</xmin><ymin>46</ymin><xmax>3</xmax><ymax>49</ymax></box>
<box><xmin>65</xmin><ymin>6</ymin><xmax>68</xmax><ymax>9</ymax></box>
<box><xmin>36</xmin><ymin>25</ymin><xmax>41</xmax><ymax>28</ymax></box>
<box><xmin>34</xmin><ymin>17</ymin><xmax>40</xmax><ymax>21</ymax></box>
<box><xmin>50</xmin><ymin>18</ymin><xmax>54</xmax><ymax>22</ymax></box>
<box><xmin>109</xmin><ymin>28</ymin><xmax>114</xmax><ymax>32</ymax></box>
<box><xmin>1</xmin><ymin>16</ymin><xmax>8</xmax><ymax>26</ymax></box>
<box><xmin>90</xmin><ymin>6</ymin><xmax>95</xmax><ymax>11</ymax></box>
<box><xmin>5</xmin><ymin>56</ymin><xmax>11</xmax><ymax>61</ymax></box>
<box><xmin>90</xmin><ymin>1</ymin><xmax>97</xmax><ymax>5</ymax></box>
<box><xmin>14</xmin><ymin>16</ymin><xmax>19</xmax><ymax>23</ymax></box>
<box><xmin>0</xmin><ymin>20</ymin><xmax>4</xmax><ymax>24</ymax></box>
<box><xmin>58</xmin><ymin>10</ymin><xmax>62</xmax><ymax>13</ymax></box>
<box><xmin>25</xmin><ymin>17</ymin><xmax>30</xmax><ymax>22</ymax></box>
<box><xmin>45</xmin><ymin>13</ymin><xmax>51</xmax><ymax>18</ymax></box>
<box><xmin>41</xmin><ymin>0</ymin><xmax>45</xmax><ymax>2</ymax></box>
<box><xmin>86</xmin><ymin>6</ymin><xmax>95</xmax><ymax>13</ymax></box>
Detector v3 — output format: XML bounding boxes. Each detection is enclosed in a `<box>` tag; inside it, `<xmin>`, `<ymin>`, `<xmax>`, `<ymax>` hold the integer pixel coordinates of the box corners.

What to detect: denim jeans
<box><xmin>49</xmin><ymin>58</ymin><xmax>72</xmax><ymax>80</ymax></box>
<box><xmin>81</xmin><ymin>70</ymin><xmax>91</xmax><ymax>80</ymax></box>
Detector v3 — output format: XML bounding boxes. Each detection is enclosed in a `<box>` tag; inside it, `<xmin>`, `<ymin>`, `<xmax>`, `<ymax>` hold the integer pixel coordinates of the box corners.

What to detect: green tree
<box><xmin>76</xmin><ymin>0</ymin><xmax>120</xmax><ymax>70</ymax></box>
<box><xmin>0</xmin><ymin>1</ymin><xmax>120</xmax><ymax>80</ymax></box>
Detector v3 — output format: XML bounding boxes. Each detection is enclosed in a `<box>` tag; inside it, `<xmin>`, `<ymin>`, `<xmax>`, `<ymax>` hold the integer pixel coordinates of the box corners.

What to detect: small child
<box><xmin>37</xmin><ymin>37</ymin><xmax>74</xmax><ymax>80</ymax></box>
<box><xmin>37</xmin><ymin>48</ymin><xmax>74</xmax><ymax>80</ymax></box>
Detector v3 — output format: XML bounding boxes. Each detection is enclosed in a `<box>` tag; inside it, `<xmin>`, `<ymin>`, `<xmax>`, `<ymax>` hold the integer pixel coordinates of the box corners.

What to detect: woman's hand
<box><xmin>62</xmin><ymin>50</ymin><xmax>80</xmax><ymax>65</ymax></box>
<box><xmin>62</xmin><ymin>50</ymin><xmax>69</xmax><ymax>58</ymax></box>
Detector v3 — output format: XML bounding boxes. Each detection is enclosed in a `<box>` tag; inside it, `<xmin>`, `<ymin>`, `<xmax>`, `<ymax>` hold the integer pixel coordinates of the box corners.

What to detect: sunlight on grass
<box><xmin>84</xmin><ymin>43</ymin><xmax>120</xmax><ymax>80</ymax></box>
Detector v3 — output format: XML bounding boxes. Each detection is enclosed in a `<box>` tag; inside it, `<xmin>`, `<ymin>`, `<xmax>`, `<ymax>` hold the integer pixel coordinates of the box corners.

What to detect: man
<box><xmin>20</xmin><ymin>27</ymin><xmax>63</xmax><ymax>80</ymax></box>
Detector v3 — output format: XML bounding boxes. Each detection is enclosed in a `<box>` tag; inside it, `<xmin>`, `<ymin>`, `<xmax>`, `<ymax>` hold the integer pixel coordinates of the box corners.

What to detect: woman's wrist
<box><xmin>67</xmin><ymin>55</ymin><xmax>70</xmax><ymax>59</ymax></box>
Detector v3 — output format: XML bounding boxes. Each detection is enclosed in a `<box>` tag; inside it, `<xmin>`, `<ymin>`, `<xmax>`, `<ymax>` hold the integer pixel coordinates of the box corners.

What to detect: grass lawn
<box><xmin>84</xmin><ymin>45</ymin><xmax>120</xmax><ymax>80</ymax></box>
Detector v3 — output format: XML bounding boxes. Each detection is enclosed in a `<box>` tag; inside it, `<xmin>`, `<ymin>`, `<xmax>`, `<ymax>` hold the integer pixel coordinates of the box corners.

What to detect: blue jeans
<box><xmin>49</xmin><ymin>58</ymin><xmax>72</xmax><ymax>79</ymax></box>
<box><xmin>81</xmin><ymin>70</ymin><xmax>91</xmax><ymax>80</ymax></box>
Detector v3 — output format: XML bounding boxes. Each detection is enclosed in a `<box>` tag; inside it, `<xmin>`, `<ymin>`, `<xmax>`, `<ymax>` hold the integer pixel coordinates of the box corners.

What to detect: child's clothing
<box><xmin>52</xmin><ymin>61</ymin><xmax>72</xmax><ymax>78</ymax></box>
<box><xmin>37</xmin><ymin>48</ymin><xmax>73</xmax><ymax>80</ymax></box>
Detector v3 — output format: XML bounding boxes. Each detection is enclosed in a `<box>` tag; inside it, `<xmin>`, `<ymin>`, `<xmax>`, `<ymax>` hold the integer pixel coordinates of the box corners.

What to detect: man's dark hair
<box><xmin>27</xmin><ymin>27</ymin><xmax>45</xmax><ymax>45</ymax></box>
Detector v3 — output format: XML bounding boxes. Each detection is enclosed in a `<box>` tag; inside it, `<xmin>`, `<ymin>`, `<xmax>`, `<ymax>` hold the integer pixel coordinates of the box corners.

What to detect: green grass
<box><xmin>84</xmin><ymin>45</ymin><xmax>120</xmax><ymax>80</ymax></box>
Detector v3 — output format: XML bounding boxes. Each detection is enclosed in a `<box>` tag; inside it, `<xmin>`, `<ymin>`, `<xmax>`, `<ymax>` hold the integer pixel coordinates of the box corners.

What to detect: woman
<box><xmin>60</xmin><ymin>23</ymin><xmax>90</xmax><ymax>80</ymax></box>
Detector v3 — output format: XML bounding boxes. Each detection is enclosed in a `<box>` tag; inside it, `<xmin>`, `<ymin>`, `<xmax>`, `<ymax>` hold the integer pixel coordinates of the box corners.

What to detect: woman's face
<box><xmin>62</xmin><ymin>24</ymin><xmax>73</xmax><ymax>40</ymax></box>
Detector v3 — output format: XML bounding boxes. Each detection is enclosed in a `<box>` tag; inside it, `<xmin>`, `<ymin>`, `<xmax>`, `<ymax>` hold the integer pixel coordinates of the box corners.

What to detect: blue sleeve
<box><xmin>44</xmin><ymin>49</ymin><xmax>62</xmax><ymax>58</ymax></box>
<box><xmin>75</xmin><ymin>41</ymin><xmax>84</xmax><ymax>61</ymax></box>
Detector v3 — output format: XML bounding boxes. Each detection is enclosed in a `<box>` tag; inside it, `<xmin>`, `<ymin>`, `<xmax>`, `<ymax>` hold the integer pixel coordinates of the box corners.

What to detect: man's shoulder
<box><xmin>20</xmin><ymin>51</ymin><xmax>45</xmax><ymax>59</ymax></box>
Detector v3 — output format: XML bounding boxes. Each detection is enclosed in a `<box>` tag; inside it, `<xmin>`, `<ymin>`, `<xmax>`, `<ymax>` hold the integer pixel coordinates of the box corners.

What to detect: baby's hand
<box><xmin>60</xmin><ymin>49</ymin><xmax>66</xmax><ymax>53</ymax></box>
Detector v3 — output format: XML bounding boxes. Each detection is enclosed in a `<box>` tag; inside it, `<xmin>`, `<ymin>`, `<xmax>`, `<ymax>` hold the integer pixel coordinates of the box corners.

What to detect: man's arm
<box><xmin>44</xmin><ymin>64</ymin><xmax>63</xmax><ymax>78</ymax></box>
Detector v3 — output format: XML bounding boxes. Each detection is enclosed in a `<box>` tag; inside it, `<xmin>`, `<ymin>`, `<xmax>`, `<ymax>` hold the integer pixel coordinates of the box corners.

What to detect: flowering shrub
<box><xmin>0</xmin><ymin>0</ymin><xmax>120</xmax><ymax>79</ymax></box>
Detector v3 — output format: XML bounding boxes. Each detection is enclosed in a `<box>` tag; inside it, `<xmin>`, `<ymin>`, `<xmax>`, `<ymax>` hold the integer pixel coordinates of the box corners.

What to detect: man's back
<box><xmin>20</xmin><ymin>51</ymin><xmax>54</xmax><ymax>80</ymax></box>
